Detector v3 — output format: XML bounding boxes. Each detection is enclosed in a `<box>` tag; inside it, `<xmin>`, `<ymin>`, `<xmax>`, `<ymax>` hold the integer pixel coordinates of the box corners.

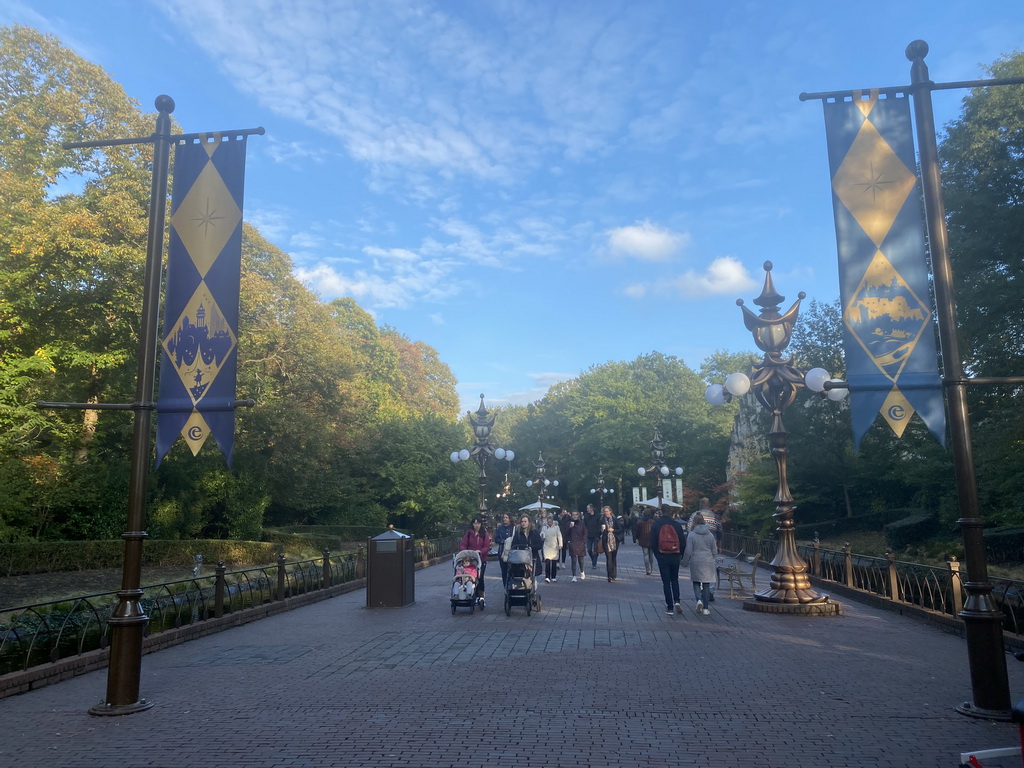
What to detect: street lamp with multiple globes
<box><xmin>450</xmin><ymin>394</ymin><xmax>514</xmax><ymax>515</ymax></box>
<box><xmin>637</xmin><ymin>429</ymin><xmax>683</xmax><ymax>510</ymax></box>
<box><xmin>705</xmin><ymin>261</ymin><xmax>843</xmax><ymax>615</ymax></box>
<box><xmin>525</xmin><ymin>453</ymin><xmax>559</xmax><ymax>513</ymax></box>
<box><xmin>589</xmin><ymin>467</ymin><xmax>615</xmax><ymax>510</ymax></box>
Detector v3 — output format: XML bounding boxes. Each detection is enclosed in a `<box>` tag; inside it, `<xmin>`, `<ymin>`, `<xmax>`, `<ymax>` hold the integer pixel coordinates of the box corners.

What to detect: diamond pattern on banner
<box><xmin>832</xmin><ymin>119</ymin><xmax>917</xmax><ymax>248</ymax></box>
<box><xmin>170</xmin><ymin>159</ymin><xmax>242</xmax><ymax>278</ymax></box>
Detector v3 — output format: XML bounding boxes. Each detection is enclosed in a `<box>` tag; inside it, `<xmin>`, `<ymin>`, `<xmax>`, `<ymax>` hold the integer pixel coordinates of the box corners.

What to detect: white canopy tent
<box><xmin>635</xmin><ymin>497</ymin><xmax>682</xmax><ymax>509</ymax></box>
<box><xmin>518</xmin><ymin>500</ymin><xmax>560</xmax><ymax>511</ymax></box>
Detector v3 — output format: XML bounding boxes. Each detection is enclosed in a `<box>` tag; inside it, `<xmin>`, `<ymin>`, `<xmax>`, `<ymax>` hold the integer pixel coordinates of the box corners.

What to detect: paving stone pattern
<box><xmin>1</xmin><ymin>546</ymin><xmax>1022</xmax><ymax>767</ymax></box>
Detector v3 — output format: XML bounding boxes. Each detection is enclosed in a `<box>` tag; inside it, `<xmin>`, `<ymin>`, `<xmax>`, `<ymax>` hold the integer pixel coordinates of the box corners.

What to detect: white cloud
<box><xmin>606</xmin><ymin>220</ymin><xmax>689</xmax><ymax>262</ymax></box>
<box><xmin>622</xmin><ymin>257</ymin><xmax>758</xmax><ymax>302</ymax></box>
<box><xmin>672</xmin><ymin>257</ymin><xmax>758</xmax><ymax>298</ymax></box>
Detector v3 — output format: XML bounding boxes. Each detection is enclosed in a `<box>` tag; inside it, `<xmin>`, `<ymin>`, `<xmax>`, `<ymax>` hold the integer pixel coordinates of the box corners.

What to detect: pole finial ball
<box><xmin>155</xmin><ymin>95</ymin><xmax>176</xmax><ymax>114</ymax></box>
<box><xmin>905</xmin><ymin>40</ymin><xmax>929</xmax><ymax>62</ymax></box>
<box><xmin>763</xmin><ymin>260</ymin><xmax>773</xmax><ymax>272</ymax></box>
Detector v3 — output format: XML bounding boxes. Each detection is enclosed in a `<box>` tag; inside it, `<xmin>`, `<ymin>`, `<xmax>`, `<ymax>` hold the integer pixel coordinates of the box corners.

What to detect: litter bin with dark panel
<box><xmin>366</xmin><ymin>528</ymin><xmax>415</xmax><ymax>607</ymax></box>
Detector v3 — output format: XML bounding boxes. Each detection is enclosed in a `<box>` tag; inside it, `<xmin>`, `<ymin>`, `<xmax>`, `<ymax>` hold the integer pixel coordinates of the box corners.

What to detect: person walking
<box><xmin>634</xmin><ymin>507</ymin><xmax>655</xmax><ymax>576</ymax></box>
<box><xmin>682</xmin><ymin>512</ymin><xmax>718</xmax><ymax>615</ymax></box>
<box><xmin>598</xmin><ymin>506</ymin><xmax>621</xmax><ymax>582</ymax></box>
<box><xmin>688</xmin><ymin>497</ymin><xmax>722</xmax><ymax>601</ymax></box>
<box><xmin>541</xmin><ymin>515</ymin><xmax>563</xmax><ymax>582</ymax></box>
<box><xmin>650</xmin><ymin>505</ymin><xmax>687</xmax><ymax>614</ymax></box>
<box><xmin>495</xmin><ymin>512</ymin><xmax>515</xmax><ymax>589</ymax></box>
<box><xmin>510</xmin><ymin>514</ymin><xmax>543</xmax><ymax>584</ymax></box>
<box><xmin>567</xmin><ymin>508</ymin><xmax>587</xmax><ymax>582</ymax></box>
<box><xmin>584</xmin><ymin>504</ymin><xmax>602</xmax><ymax>570</ymax></box>
<box><xmin>558</xmin><ymin>508</ymin><xmax>572</xmax><ymax>564</ymax></box>
<box><xmin>459</xmin><ymin>517</ymin><xmax>491</xmax><ymax>600</ymax></box>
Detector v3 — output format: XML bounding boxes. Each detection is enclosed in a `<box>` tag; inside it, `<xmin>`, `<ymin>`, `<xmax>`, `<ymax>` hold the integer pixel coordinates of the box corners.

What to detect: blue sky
<box><xmin>3</xmin><ymin>1</ymin><xmax>1023</xmax><ymax>413</ymax></box>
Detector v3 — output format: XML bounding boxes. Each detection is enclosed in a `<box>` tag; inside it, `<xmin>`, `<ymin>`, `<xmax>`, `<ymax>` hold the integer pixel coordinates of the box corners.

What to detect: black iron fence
<box><xmin>722</xmin><ymin>531</ymin><xmax>1024</xmax><ymax>640</ymax></box>
<box><xmin>0</xmin><ymin>535</ymin><xmax>460</xmax><ymax>678</ymax></box>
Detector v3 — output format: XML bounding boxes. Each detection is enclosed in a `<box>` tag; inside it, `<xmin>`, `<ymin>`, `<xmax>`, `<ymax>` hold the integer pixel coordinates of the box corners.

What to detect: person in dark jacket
<box><xmin>510</xmin><ymin>514</ymin><xmax>543</xmax><ymax>583</ymax></box>
<box><xmin>634</xmin><ymin>508</ymin><xmax>655</xmax><ymax>575</ymax></box>
<box><xmin>558</xmin><ymin>508</ymin><xmax>573</xmax><ymax>564</ymax></box>
<box><xmin>566</xmin><ymin>508</ymin><xmax>588</xmax><ymax>582</ymax></box>
<box><xmin>494</xmin><ymin>512</ymin><xmax>515</xmax><ymax>588</ymax></box>
<box><xmin>583</xmin><ymin>504</ymin><xmax>602</xmax><ymax>569</ymax></box>
<box><xmin>650</xmin><ymin>508</ymin><xmax>688</xmax><ymax>614</ymax></box>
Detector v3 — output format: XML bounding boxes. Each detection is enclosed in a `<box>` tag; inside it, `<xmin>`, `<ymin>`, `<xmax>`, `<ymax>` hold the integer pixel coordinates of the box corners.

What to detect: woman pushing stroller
<box><xmin>508</xmin><ymin>514</ymin><xmax>543</xmax><ymax>584</ymax></box>
<box><xmin>459</xmin><ymin>516</ymin><xmax>491</xmax><ymax>602</ymax></box>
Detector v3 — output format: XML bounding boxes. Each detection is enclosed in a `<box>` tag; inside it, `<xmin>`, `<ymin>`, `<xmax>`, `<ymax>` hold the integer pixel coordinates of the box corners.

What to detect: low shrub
<box><xmin>883</xmin><ymin>512</ymin><xmax>940</xmax><ymax>551</ymax></box>
<box><xmin>0</xmin><ymin>540</ymin><xmax>280</xmax><ymax>577</ymax></box>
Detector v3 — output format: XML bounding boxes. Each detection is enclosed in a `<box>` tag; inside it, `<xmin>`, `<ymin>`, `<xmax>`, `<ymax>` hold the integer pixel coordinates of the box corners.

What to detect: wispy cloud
<box><xmin>153</xmin><ymin>0</ymin><xmax>682</xmax><ymax>187</ymax></box>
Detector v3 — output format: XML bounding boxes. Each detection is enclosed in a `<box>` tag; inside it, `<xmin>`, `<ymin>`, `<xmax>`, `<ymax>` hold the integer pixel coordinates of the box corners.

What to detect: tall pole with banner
<box><xmin>801</xmin><ymin>42</ymin><xmax>1024</xmax><ymax>720</ymax></box>
<box><xmin>42</xmin><ymin>96</ymin><xmax>262</xmax><ymax>715</ymax></box>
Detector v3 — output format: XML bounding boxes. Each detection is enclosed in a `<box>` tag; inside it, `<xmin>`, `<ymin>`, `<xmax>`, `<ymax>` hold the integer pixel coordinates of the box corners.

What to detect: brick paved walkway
<box><xmin>1</xmin><ymin>545</ymin><xmax>1022</xmax><ymax>767</ymax></box>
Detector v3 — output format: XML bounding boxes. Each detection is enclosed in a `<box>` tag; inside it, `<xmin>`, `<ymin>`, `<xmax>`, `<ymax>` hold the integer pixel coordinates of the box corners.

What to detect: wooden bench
<box><xmin>724</xmin><ymin>553</ymin><xmax>761</xmax><ymax>597</ymax></box>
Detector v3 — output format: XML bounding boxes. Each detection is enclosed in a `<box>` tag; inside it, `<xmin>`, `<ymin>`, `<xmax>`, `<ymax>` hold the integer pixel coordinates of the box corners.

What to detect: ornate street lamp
<box><xmin>637</xmin><ymin>429</ymin><xmax>683</xmax><ymax>511</ymax></box>
<box><xmin>525</xmin><ymin>453</ymin><xmax>559</xmax><ymax>512</ymax></box>
<box><xmin>706</xmin><ymin>261</ymin><xmax>841</xmax><ymax>615</ymax></box>
<box><xmin>450</xmin><ymin>394</ymin><xmax>514</xmax><ymax>514</ymax></box>
<box><xmin>589</xmin><ymin>467</ymin><xmax>615</xmax><ymax>509</ymax></box>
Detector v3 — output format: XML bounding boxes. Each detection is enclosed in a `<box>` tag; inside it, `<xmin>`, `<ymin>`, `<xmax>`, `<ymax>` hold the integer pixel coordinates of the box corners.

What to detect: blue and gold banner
<box><xmin>823</xmin><ymin>92</ymin><xmax>944</xmax><ymax>449</ymax></box>
<box><xmin>156</xmin><ymin>134</ymin><xmax>247</xmax><ymax>466</ymax></box>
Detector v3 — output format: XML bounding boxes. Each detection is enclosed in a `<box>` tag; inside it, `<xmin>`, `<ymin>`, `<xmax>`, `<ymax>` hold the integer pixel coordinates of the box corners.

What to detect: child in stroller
<box><xmin>450</xmin><ymin>550</ymin><xmax>484</xmax><ymax>613</ymax></box>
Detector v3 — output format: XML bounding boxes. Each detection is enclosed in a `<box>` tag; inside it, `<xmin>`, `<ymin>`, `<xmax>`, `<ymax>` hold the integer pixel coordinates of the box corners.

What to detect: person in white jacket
<box><xmin>541</xmin><ymin>515</ymin><xmax>563</xmax><ymax>583</ymax></box>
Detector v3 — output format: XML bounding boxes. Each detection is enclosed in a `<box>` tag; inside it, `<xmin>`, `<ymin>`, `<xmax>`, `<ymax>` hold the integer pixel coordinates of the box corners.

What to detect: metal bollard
<box><xmin>214</xmin><ymin>561</ymin><xmax>226</xmax><ymax>618</ymax></box>
<box><xmin>356</xmin><ymin>545</ymin><xmax>365</xmax><ymax>579</ymax></box>
<box><xmin>276</xmin><ymin>552</ymin><xmax>287</xmax><ymax>601</ymax></box>
<box><xmin>948</xmin><ymin>556</ymin><xmax>963</xmax><ymax>615</ymax></box>
<box><xmin>322</xmin><ymin>548</ymin><xmax>331</xmax><ymax>589</ymax></box>
<box><xmin>885</xmin><ymin>550</ymin><xmax>901</xmax><ymax>601</ymax></box>
<box><xmin>844</xmin><ymin>543</ymin><xmax>854</xmax><ymax>588</ymax></box>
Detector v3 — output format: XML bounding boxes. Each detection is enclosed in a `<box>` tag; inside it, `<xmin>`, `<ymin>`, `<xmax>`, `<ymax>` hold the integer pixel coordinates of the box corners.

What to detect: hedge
<box><xmin>0</xmin><ymin>540</ymin><xmax>280</xmax><ymax>577</ymax></box>
<box><xmin>883</xmin><ymin>512</ymin><xmax>940</xmax><ymax>551</ymax></box>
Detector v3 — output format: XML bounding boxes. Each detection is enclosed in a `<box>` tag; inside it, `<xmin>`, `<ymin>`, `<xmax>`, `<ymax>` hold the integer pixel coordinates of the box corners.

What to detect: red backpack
<box><xmin>657</xmin><ymin>521</ymin><xmax>681</xmax><ymax>554</ymax></box>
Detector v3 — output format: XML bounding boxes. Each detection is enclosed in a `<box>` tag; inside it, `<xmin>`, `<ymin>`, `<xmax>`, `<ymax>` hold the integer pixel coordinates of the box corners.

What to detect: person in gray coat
<box><xmin>681</xmin><ymin>513</ymin><xmax>718</xmax><ymax>615</ymax></box>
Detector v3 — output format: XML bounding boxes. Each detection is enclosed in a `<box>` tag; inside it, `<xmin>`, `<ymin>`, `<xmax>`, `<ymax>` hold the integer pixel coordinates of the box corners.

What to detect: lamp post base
<box><xmin>88</xmin><ymin>699</ymin><xmax>155</xmax><ymax>717</ymax></box>
<box><xmin>955</xmin><ymin>701</ymin><xmax>1012</xmax><ymax>722</ymax></box>
<box><xmin>742</xmin><ymin>598</ymin><xmax>842</xmax><ymax>616</ymax></box>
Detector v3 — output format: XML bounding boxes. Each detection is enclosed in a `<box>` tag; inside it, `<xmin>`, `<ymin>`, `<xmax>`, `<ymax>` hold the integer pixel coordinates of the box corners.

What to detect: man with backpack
<box><xmin>649</xmin><ymin>506</ymin><xmax>688</xmax><ymax>615</ymax></box>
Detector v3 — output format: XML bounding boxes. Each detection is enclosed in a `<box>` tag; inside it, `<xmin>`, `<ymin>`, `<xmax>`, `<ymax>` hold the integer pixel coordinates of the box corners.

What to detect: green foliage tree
<box><xmin>507</xmin><ymin>352</ymin><xmax>732</xmax><ymax>513</ymax></box>
<box><xmin>940</xmin><ymin>50</ymin><xmax>1024</xmax><ymax>528</ymax></box>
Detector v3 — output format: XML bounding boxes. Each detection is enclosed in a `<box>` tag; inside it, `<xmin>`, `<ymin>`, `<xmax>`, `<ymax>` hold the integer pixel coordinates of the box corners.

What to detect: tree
<box><xmin>940</xmin><ymin>50</ymin><xmax>1024</xmax><ymax>527</ymax></box>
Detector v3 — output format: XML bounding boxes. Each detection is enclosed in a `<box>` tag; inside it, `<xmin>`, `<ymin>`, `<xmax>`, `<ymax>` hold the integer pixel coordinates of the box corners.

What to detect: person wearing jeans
<box><xmin>649</xmin><ymin>509</ymin><xmax>687</xmax><ymax>614</ymax></box>
<box><xmin>682</xmin><ymin>513</ymin><xmax>718</xmax><ymax>615</ymax></box>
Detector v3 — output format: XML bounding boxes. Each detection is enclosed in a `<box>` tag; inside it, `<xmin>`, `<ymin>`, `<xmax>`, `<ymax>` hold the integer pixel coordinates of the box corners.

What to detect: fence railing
<box><xmin>0</xmin><ymin>535</ymin><xmax>460</xmax><ymax>678</ymax></box>
<box><xmin>722</xmin><ymin>531</ymin><xmax>1024</xmax><ymax>641</ymax></box>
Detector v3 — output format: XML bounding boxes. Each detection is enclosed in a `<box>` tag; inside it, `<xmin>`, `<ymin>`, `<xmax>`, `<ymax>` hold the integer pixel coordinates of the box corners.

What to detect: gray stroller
<box><xmin>503</xmin><ymin>548</ymin><xmax>541</xmax><ymax>616</ymax></box>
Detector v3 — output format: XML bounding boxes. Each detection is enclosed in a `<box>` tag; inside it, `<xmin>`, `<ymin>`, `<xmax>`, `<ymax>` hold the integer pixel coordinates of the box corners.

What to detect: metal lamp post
<box><xmin>526</xmin><ymin>453</ymin><xmax>559</xmax><ymax>512</ymax></box>
<box><xmin>706</xmin><ymin>261</ymin><xmax>842</xmax><ymax>615</ymax></box>
<box><xmin>637</xmin><ymin>430</ymin><xmax>682</xmax><ymax>511</ymax></box>
<box><xmin>589</xmin><ymin>467</ymin><xmax>615</xmax><ymax>510</ymax></box>
<box><xmin>450</xmin><ymin>394</ymin><xmax>514</xmax><ymax>515</ymax></box>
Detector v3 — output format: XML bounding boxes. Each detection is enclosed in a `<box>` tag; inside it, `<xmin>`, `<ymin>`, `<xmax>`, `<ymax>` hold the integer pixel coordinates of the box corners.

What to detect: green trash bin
<box><xmin>366</xmin><ymin>528</ymin><xmax>415</xmax><ymax>607</ymax></box>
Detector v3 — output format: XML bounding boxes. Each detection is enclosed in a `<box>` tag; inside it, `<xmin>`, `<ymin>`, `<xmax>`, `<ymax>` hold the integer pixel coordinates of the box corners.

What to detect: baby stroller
<box><xmin>450</xmin><ymin>549</ymin><xmax>484</xmax><ymax>614</ymax></box>
<box><xmin>503</xmin><ymin>548</ymin><xmax>541</xmax><ymax>616</ymax></box>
